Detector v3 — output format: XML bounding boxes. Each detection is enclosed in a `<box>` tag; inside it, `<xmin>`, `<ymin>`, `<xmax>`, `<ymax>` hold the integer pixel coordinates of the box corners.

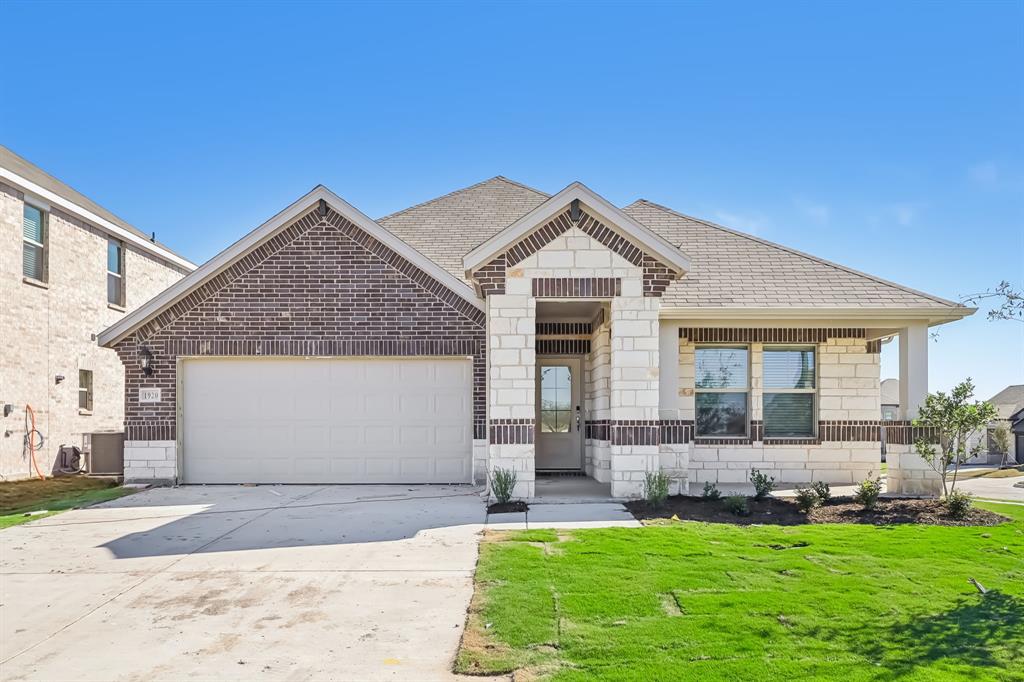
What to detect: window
<box><xmin>23</xmin><ymin>204</ymin><xmax>47</xmax><ymax>281</ymax></box>
<box><xmin>539</xmin><ymin>365</ymin><xmax>572</xmax><ymax>432</ymax></box>
<box><xmin>695</xmin><ymin>347</ymin><xmax>749</xmax><ymax>437</ymax></box>
<box><xmin>107</xmin><ymin>239</ymin><xmax>124</xmax><ymax>306</ymax></box>
<box><xmin>79</xmin><ymin>370</ymin><xmax>93</xmax><ymax>411</ymax></box>
<box><xmin>881</xmin><ymin>405</ymin><xmax>899</xmax><ymax>421</ymax></box>
<box><xmin>763</xmin><ymin>347</ymin><xmax>816</xmax><ymax>438</ymax></box>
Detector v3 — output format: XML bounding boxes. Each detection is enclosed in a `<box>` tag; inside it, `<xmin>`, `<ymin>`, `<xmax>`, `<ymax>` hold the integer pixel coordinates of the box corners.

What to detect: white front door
<box><xmin>181</xmin><ymin>357</ymin><xmax>473</xmax><ymax>484</ymax></box>
<box><xmin>535</xmin><ymin>357</ymin><xmax>583</xmax><ymax>470</ymax></box>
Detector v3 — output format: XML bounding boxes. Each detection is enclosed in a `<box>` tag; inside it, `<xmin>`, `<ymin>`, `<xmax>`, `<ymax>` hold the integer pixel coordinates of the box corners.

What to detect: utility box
<box><xmin>86</xmin><ymin>432</ymin><xmax>124</xmax><ymax>476</ymax></box>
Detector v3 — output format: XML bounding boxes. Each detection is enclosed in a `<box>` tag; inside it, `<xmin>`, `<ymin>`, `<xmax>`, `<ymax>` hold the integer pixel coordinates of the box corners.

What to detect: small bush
<box><xmin>794</xmin><ymin>486</ymin><xmax>821</xmax><ymax>513</ymax></box>
<box><xmin>854</xmin><ymin>473</ymin><xmax>882</xmax><ymax>510</ymax></box>
<box><xmin>945</xmin><ymin>489</ymin><xmax>974</xmax><ymax>519</ymax></box>
<box><xmin>643</xmin><ymin>471</ymin><xmax>671</xmax><ymax>509</ymax></box>
<box><xmin>491</xmin><ymin>467</ymin><xmax>517</xmax><ymax>504</ymax></box>
<box><xmin>723</xmin><ymin>495</ymin><xmax>749</xmax><ymax>516</ymax></box>
<box><xmin>811</xmin><ymin>480</ymin><xmax>831</xmax><ymax>503</ymax></box>
<box><xmin>702</xmin><ymin>481</ymin><xmax>721</xmax><ymax>500</ymax></box>
<box><xmin>749</xmin><ymin>468</ymin><xmax>775</xmax><ymax>500</ymax></box>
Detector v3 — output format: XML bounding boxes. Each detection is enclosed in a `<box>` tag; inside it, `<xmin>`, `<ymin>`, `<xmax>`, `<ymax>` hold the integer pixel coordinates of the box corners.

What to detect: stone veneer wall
<box><xmin>584</xmin><ymin>315</ymin><xmax>611</xmax><ymax>481</ymax></box>
<box><xmin>0</xmin><ymin>182</ymin><xmax>187</xmax><ymax>479</ymax></box>
<box><xmin>680</xmin><ymin>331</ymin><xmax>884</xmax><ymax>489</ymax></box>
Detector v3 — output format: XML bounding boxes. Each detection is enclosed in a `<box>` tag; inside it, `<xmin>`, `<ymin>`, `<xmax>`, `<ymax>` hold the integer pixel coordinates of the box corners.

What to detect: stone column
<box><xmin>485</xmin><ymin>287</ymin><xmax>536</xmax><ymax>499</ymax></box>
<box><xmin>608</xmin><ymin>295</ymin><xmax>661</xmax><ymax>498</ymax></box>
<box><xmin>891</xmin><ymin>322</ymin><xmax>941</xmax><ymax>496</ymax></box>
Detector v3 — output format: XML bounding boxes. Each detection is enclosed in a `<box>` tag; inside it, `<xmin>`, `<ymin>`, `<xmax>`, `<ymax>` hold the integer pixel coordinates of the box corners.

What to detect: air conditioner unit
<box><xmin>85</xmin><ymin>432</ymin><xmax>124</xmax><ymax>476</ymax></box>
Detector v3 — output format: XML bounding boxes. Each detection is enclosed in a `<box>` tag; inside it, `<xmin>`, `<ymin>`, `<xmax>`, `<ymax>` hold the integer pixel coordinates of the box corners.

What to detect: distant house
<box><xmin>880</xmin><ymin>378</ymin><xmax>900</xmax><ymax>421</ymax></box>
<box><xmin>1011</xmin><ymin>407</ymin><xmax>1024</xmax><ymax>466</ymax></box>
<box><xmin>983</xmin><ymin>385</ymin><xmax>1023</xmax><ymax>465</ymax></box>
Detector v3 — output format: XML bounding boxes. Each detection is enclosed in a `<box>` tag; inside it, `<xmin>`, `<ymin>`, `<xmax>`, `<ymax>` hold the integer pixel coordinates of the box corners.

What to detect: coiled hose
<box><xmin>25</xmin><ymin>405</ymin><xmax>45</xmax><ymax>480</ymax></box>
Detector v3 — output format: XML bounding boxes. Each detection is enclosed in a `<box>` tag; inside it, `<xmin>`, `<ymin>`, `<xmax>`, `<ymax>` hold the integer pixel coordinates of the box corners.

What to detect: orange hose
<box><xmin>25</xmin><ymin>405</ymin><xmax>45</xmax><ymax>480</ymax></box>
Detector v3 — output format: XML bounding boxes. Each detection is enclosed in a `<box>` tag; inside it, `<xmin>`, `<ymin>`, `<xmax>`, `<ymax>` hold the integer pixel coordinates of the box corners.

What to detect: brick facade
<box><xmin>0</xmin><ymin>181</ymin><xmax>188</xmax><ymax>479</ymax></box>
<box><xmin>114</xmin><ymin>206</ymin><xmax>487</xmax><ymax>447</ymax></box>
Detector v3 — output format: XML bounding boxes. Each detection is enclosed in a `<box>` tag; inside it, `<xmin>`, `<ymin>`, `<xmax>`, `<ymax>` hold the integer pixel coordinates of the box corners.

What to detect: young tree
<box><xmin>991</xmin><ymin>423</ymin><xmax>1012</xmax><ymax>469</ymax></box>
<box><xmin>913</xmin><ymin>379</ymin><xmax>998</xmax><ymax>497</ymax></box>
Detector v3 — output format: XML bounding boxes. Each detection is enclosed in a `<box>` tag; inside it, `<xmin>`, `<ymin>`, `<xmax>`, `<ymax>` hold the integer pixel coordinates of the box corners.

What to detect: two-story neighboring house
<box><xmin>0</xmin><ymin>146</ymin><xmax>195</xmax><ymax>479</ymax></box>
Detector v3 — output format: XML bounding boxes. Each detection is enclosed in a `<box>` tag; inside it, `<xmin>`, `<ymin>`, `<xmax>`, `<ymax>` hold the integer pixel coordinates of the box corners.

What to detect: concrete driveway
<box><xmin>0</xmin><ymin>485</ymin><xmax>487</xmax><ymax>681</ymax></box>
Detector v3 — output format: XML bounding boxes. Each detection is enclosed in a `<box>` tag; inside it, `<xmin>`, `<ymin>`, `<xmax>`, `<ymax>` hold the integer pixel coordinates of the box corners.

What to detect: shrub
<box><xmin>702</xmin><ymin>481</ymin><xmax>721</xmax><ymax>500</ymax></box>
<box><xmin>794</xmin><ymin>486</ymin><xmax>821</xmax><ymax>513</ymax></box>
<box><xmin>810</xmin><ymin>480</ymin><xmax>831</xmax><ymax>503</ymax></box>
<box><xmin>853</xmin><ymin>473</ymin><xmax>882</xmax><ymax>510</ymax></box>
<box><xmin>491</xmin><ymin>467</ymin><xmax>517</xmax><ymax>504</ymax></box>
<box><xmin>945</xmin><ymin>489</ymin><xmax>974</xmax><ymax>520</ymax></box>
<box><xmin>723</xmin><ymin>495</ymin><xmax>749</xmax><ymax>516</ymax></box>
<box><xmin>643</xmin><ymin>471</ymin><xmax>671</xmax><ymax>509</ymax></box>
<box><xmin>749</xmin><ymin>468</ymin><xmax>775</xmax><ymax>500</ymax></box>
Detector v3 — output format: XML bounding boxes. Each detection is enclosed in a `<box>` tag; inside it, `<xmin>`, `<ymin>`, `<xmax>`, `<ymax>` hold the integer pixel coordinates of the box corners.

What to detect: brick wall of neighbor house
<box><xmin>677</xmin><ymin>330</ymin><xmax>884</xmax><ymax>490</ymax></box>
<box><xmin>112</xmin><ymin>206</ymin><xmax>487</xmax><ymax>483</ymax></box>
<box><xmin>0</xmin><ymin>181</ymin><xmax>187</xmax><ymax>479</ymax></box>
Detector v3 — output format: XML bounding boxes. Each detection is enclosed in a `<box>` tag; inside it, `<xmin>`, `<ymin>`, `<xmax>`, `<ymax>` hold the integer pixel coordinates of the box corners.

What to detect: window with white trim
<box><xmin>79</xmin><ymin>370</ymin><xmax>94</xmax><ymax>412</ymax></box>
<box><xmin>762</xmin><ymin>346</ymin><xmax>816</xmax><ymax>438</ymax></box>
<box><xmin>695</xmin><ymin>346</ymin><xmax>749</xmax><ymax>437</ymax></box>
<box><xmin>23</xmin><ymin>204</ymin><xmax>47</xmax><ymax>281</ymax></box>
<box><xmin>107</xmin><ymin>239</ymin><xmax>124</xmax><ymax>306</ymax></box>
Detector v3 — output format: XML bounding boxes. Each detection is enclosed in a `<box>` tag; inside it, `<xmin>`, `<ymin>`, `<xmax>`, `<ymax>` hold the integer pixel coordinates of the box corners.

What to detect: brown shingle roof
<box><xmin>376</xmin><ymin>177</ymin><xmax>961</xmax><ymax>310</ymax></box>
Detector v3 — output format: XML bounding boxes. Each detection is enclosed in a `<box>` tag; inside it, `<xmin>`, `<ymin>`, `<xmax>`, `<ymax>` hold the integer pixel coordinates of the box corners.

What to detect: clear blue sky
<box><xmin>4</xmin><ymin>1</ymin><xmax>1022</xmax><ymax>400</ymax></box>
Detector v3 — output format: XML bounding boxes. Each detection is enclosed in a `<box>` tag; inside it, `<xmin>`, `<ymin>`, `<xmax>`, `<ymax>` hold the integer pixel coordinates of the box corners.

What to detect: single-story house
<box><xmin>97</xmin><ymin>179</ymin><xmax>972</xmax><ymax>498</ymax></box>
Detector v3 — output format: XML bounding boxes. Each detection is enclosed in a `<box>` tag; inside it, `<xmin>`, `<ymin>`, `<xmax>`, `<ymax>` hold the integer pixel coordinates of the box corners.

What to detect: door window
<box><xmin>540</xmin><ymin>365</ymin><xmax>572</xmax><ymax>432</ymax></box>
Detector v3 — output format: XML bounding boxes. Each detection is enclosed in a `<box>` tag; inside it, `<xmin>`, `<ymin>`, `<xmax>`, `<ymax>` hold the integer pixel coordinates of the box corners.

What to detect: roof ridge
<box><xmin>377</xmin><ymin>176</ymin><xmax>549</xmax><ymax>223</ymax></box>
<box><xmin>629</xmin><ymin>199</ymin><xmax>962</xmax><ymax>308</ymax></box>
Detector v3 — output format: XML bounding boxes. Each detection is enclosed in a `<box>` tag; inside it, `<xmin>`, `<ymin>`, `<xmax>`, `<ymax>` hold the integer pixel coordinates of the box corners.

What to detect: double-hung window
<box><xmin>762</xmin><ymin>347</ymin><xmax>817</xmax><ymax>438</ymax></box>
<box><xmin>23</xmin><ymin>204</ymin><xmax>47</xmax><ymax>281</ymax></box>
<box><xmin>107</xmin><ymin>239</ymin><xmax>124</xmax><ymax>306</ymax></box>
<box><xmin>695</xmin><ymin>346</ymin><xmax>749</xmax><ymax>437</ymax></box>
<box><xmin>79</xmin><ymin>370</ymin><xmax>94</xmax><ymax>412</ymax></box>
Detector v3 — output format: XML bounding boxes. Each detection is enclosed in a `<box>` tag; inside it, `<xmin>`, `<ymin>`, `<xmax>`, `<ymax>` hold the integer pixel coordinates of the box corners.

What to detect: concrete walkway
<box><xmin>958</xmin><ymin>474</ymin><xmax>1024</xmax><ymax>502</ymax></box>
<box><xmin>0</xmin><ymin>485</ymin><xmax>488</xmax><ymax>682</ymax></box>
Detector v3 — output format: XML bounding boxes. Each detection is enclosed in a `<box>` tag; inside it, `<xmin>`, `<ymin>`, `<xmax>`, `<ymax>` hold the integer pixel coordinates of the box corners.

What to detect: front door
<box><xmin>535</xmin><ymin>357</ymin><xmax>583</xmax><ymax>470</ymax></box>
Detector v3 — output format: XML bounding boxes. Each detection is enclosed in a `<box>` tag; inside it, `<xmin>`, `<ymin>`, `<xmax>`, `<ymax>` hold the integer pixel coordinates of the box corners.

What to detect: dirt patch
<box><xmin>488</xmin><ymin>500</ymin><xmax>529</xmax><ymax>514</ymax></box>
<box><xmin>625</xmin><ymin>496</ymin><xmax>1009</xmax><ymax>527</ymax></box>
<box><xmin>0</xmin><ymin>476</ymin><xmax>116</xmax><ymax>514</ymax></box>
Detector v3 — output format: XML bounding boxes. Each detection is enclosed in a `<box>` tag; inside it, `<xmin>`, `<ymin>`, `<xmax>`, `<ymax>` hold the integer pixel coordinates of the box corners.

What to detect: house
<box><xmin>880</xmin><ymin>378</ymin><xmax>900</xmax><ymax>421</ymax></box>
<box><xmin>979</xmin><ymin>384</ymin><xmax>1023</xmax><ymax>465</ymax></box>
<box><xmin>1011</xmin><ymin>407</ymin><xmax>1024</xmax><ymax>466</ymax></box>
<box><xmin>97</xmin><ymin>179</ymin><xmax>973</xmax><ymax>497</ymax></box>
<box><xmin>0</xmin><ymin>146</ymin><xmax>195</xmax><ymax>479</ymax></box>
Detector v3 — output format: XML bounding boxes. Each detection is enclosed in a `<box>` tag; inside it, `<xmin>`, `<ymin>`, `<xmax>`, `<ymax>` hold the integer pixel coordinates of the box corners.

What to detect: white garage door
<box><xmin>181</xmin><ymin>357</ymin><xmax>473</xmax><ymax>484</ymax></box>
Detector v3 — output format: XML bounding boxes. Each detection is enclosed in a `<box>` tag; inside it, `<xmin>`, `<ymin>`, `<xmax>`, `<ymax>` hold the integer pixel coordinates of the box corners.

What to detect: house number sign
<box><xmin>139</xmin><ymin>387</ymin><xmax>161</xmax><ymax>403</ymax></box>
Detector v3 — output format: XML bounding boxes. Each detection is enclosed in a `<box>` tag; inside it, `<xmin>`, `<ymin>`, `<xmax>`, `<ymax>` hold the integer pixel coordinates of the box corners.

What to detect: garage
<box><xmin>181</xmin><ymin>357</ymin><xmax>473</xmax><ymax>484</ymax></box>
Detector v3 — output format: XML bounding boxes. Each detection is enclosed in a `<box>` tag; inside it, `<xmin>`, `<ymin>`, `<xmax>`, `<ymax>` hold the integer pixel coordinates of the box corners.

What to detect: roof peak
<box><xmin>377</xmin><ymin>175</ymin><xmax>548</xmax><ymax>223</ymax></box>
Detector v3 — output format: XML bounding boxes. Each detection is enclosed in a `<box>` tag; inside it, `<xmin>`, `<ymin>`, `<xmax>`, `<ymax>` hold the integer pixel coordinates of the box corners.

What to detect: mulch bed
<box><xmin>625</xmin><ymin>495</ymin><xmax>1009</xmax><ymax>527</ymax></box>
<box><xmin>487</xmin><ymin>500</ymin><xmax>529</xmax><ymax>514</ymax></box>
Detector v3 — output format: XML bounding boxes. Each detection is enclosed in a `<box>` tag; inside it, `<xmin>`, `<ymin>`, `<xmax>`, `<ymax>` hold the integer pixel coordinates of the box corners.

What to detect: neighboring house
<box><xmin>0</xmin><ymin>146</ymin><xmax>195</xmax><ymax>479</ymax></box>
<box><xmin>97</xmin><ymin>179</ymin><xmax>973</xmax><ymax>497</ymax></box>
<box><xmin>880</xmin><ymin>378</ymin><xmax>900</xmax><ymax>421</ymax></box>
<box><xmin>970</xmin><ymin>384</ymin><xmax>1024</xmax><ymax>465</ymax></box>
<box><xmin>1011</xmin><ymin>407</ymin><xmax>1024</xmax><ymax>466</ymax></box>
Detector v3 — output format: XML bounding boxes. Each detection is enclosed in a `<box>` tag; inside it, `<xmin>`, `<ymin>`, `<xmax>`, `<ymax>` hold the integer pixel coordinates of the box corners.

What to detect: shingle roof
<box><xmin>378</xmin><ymin>176</ymin><xmax>549</xmax><ymax>283</ymax></box>
<box><xmin>622</xmin><ymin>200</ymin><xmax>957</xmax><ymax>309</ymax></box>
<box><xmin>988</xmin><ymin>385</ymin><xmax>1024</xmax><ymax>420</ymax></box>
<box><xmin>0</xmin><ymin>144</ymin><xmax>192</xmax><ymax>264</ymax></box>
<box><xmin>376</xmin><ymin>177</ymin><xmax>961</xmax><ymax>310</ymax></box>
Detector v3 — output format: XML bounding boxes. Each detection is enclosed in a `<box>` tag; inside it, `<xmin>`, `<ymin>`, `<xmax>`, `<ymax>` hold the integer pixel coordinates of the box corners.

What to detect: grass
<box><xmin>956</xmin><ymin>465</ymin><xmax>1024</xmax><ymax>480</ymax></box>
<box><xmin>0</xmin><ymin>477</ymin><xmax>136</xmax><ymax>529</ymax></box>
<box><xmin>457</xmin><ymin>502</ymin><xmax>1024</xmax><ymax>681</ymax></box>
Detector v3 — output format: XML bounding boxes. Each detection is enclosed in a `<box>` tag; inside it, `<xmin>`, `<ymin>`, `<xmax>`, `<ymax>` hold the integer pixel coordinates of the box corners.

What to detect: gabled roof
<box><xmin>0</xmin><ymin>145</ymin><xmax>195</xmax><ymax>271</ymax></box>
<box><xmin>462</xmin><ymin>182</ymin><xmax>691</xmax><ymax>276</ymax></box>
<box><xmin>378</xmin><ymin>176</ymin><xmax>549</xmax><ymax>284</ymax></box>
<box><xmin>98</xmin><ymin>185</ymin><xmax>482</xmax><ymax>347</ymax></box>
<box><xmin>988</xmin><ymin>385</ymin><xmax>1024</xmax><ymax>420</ymax></box>
<box><xmin>622</xmin><ymin>199</ymin><xmax>965</xmax><ymax>313</ymax></box>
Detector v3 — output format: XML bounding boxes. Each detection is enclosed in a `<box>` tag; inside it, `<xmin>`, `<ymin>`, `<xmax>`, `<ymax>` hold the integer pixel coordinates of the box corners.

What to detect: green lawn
<box><xmin>458</xmin><ymin>502</ymin><xmax>1024</xmax><ymax>681</ymax></box>
<box><xmin>0</xmin><ymin>477</ymin><xmax>136</xmax><ymax>529</ymax></box>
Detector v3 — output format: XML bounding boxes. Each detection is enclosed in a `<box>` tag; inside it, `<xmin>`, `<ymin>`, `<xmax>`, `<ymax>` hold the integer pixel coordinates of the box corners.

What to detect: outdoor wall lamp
<box><xmin>140</xmin><ymin>347</ymin><xmax>154</xmax><ymax>377</ymax></box>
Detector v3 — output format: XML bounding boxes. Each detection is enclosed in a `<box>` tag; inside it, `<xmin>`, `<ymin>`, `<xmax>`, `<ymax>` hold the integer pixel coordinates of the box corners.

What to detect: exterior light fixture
<box><xmin>141</xmin><ymin>347</ymin><xmax>154</xmax><ymax>377</ymax></box>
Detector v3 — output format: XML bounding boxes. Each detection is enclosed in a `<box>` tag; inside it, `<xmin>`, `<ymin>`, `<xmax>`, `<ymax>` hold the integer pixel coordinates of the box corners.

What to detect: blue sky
<box><xmin>4</xmin><ymin>1</ymin><xmax>1022</xmax><ymax>400</ymax></box>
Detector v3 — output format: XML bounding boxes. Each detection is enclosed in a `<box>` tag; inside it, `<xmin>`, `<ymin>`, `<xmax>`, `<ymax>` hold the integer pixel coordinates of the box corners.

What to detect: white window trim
<box><xmin>108</xmin><ymin>239</ymin><xmax>125</xmax><ymax>306</ymax></box>
<box><xmin>23</xmin><ymin>203</ymin><xmax>48</xmax><ymax>282</ymax></box>
<box><xmin>694</xmin><ymin>344</ymin><xmax>750</xmax><ymax>438</ymax></box>
<box><xmin>762</xmin><ymin>345</ymin><xmax>818</xmax><ymax>439</ymax></box>
<box><xmin>78</xmin><ymin>369</ymin><xmax>94</xmax><ymax>413</ymax></box>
